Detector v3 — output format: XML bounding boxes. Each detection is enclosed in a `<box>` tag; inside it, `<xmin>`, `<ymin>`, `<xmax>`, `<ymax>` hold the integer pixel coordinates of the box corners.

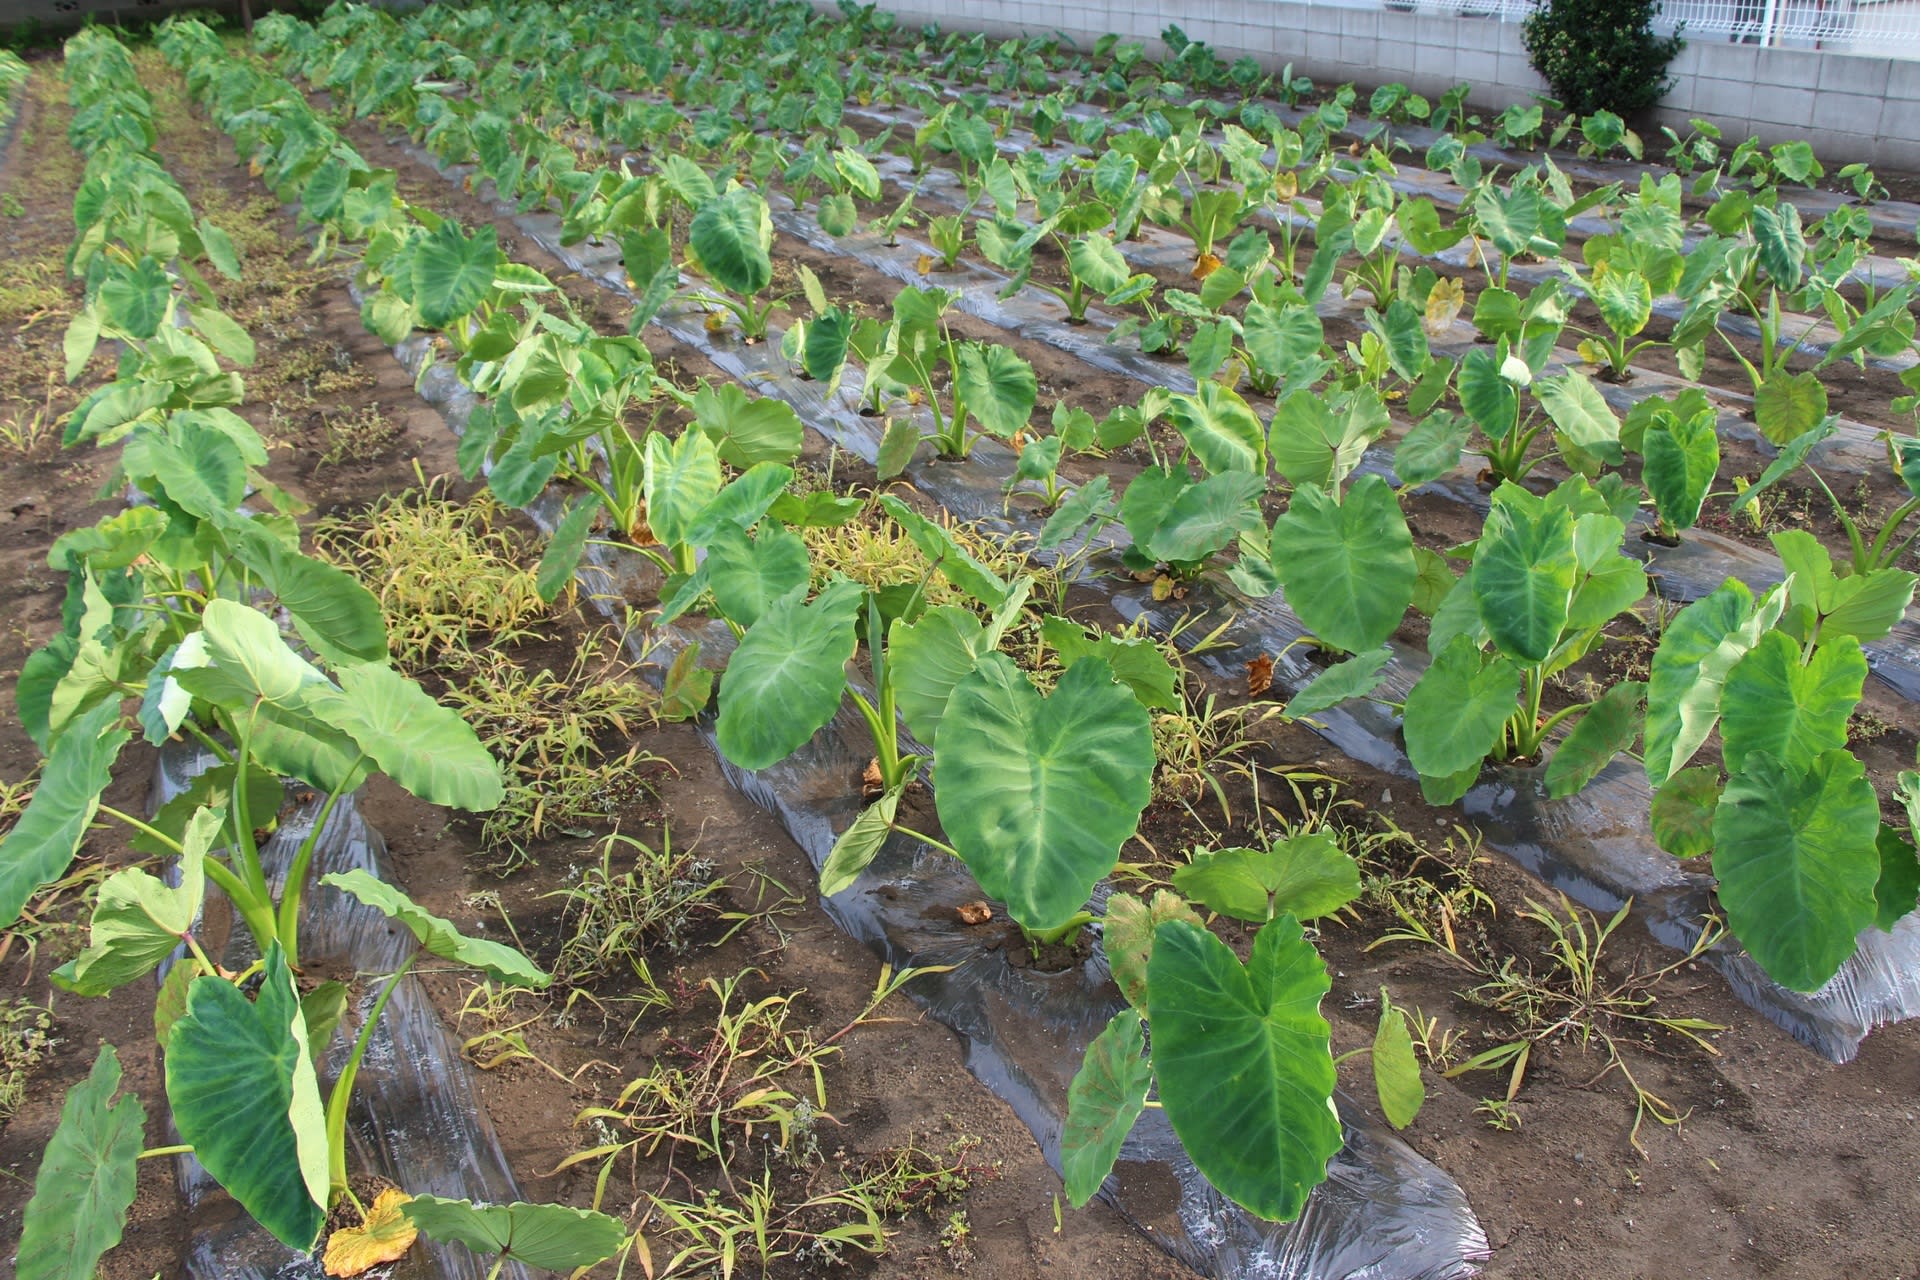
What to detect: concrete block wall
<box><xmin>841</xmin><ymin>0</ymin><xmax>1920</xmax><ymax>170</ymax></box>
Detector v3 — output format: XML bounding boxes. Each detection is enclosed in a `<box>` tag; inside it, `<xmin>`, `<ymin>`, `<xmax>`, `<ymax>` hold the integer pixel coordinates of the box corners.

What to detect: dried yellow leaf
<box><xmin>323</xmin><ymin>1189</ymin><xmax>418</xmax><ymax>1277</ymax></box>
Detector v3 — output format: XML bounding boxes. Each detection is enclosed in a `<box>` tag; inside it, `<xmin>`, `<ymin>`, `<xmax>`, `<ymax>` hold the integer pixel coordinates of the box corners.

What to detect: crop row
<box><xmin>7</xmin><ymin>27</ymin><xmax>627</xmax><ymax>1280</ymax></box>
<box><xmin>252</xmin><ymin>0</ymin><xmax>1920</xmax><ymax>1001</ymax></box>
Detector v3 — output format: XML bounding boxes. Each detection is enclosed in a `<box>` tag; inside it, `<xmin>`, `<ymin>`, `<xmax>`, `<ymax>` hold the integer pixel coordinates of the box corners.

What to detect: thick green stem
<box><xmin>276</xmin><ymin>769</ymin><xmax>361</xmax><ymax>974</ymax></box>
<box><xmin>326</xmin><ymin>950</ymin><xmax>417</xmax><ymax>1203</ymax></box>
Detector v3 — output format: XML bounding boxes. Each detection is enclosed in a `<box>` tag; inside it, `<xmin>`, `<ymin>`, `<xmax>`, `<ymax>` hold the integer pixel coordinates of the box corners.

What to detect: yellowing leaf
<box><xmin>1273</xmin><ymin>171</ymin><xmax>1298</xmax><ymax>201</ymax></box>
<box><xmin>323</xmin><ymin>1189</ymin><xmax>418</xmax><ymax>1277</ymax></box>
<box><xmin>1424</xmin><ymin>277</ymin><xmax>1465</xmax><ymax>335</ymax></box>
<box><xmin>1191</xmin><ymin>252</ymin><xmax>1223</xmax><ymax>280</ymax></box>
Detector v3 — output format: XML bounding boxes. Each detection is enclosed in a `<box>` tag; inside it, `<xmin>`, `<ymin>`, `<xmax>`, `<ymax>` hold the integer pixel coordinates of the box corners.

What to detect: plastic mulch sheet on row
<box><xmin>363</xmin><ymin>251</ymin><xmax>1495</xmax><ymax>1280</ymax></box>
<box><xmin>154</xmin><ymin>745</ymin><xmax>532</xmax><ymax>1280</ymax></box>
<box><xmin>410</xmin><ymin>144</ymin><xmax>1920</xmax><ymax>1065</ymax></box>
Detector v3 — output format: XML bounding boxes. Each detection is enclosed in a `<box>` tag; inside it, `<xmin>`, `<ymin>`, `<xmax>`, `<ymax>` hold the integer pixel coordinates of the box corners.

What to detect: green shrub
<box><xmin>1522</xmin><ymin>0</ymin><xmax>1684</xmax><ymax>118</ymax></box>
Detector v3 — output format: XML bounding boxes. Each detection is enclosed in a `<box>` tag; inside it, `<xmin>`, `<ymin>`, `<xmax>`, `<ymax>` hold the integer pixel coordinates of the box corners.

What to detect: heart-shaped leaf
<box><xmin>954</xmin><ymin>343</ymin><xmax>1037</xmax><ymax>440</ymax></box>
<box><xmin>1720</xmin><ymin>632</ymin><xmax>1865</xmax><ymax>774</ymax></box>
<box><xmin>1061</xmin><ymin>1010</ymin><xmax>1152</xmax><ymax>1208</ymax></box>
<box><xmin>1172</xmin><ymin>831</ymin><xmax>1361</xmax><ymax>923</ymax></box>
<box><xmin>1167</xmin><ymin>382</ymin><xmax>1265</xmax><ymax>475</ymax></box>
<box><xmin>411</xmin><ymin>222</ymin><xmax>498</xmax><ymax>328</ymax></box>
<box><xmin>1713</xmin><ymin>749</ymin><xmax>1878</xmax><ymax>992</ymax></box>
<box><xmin>1148</xmin><ymin>917</ymin><xmax>1341</xmax><ymax>1222</ymax></box>
<box><xmin>716</xmin><ymin>581</ymin><xmax>863</xmax><ymax>770</ymax></box>
<box><xmin>1403</xmin><ymin>634</ymin><xmax>1517</xmax><ymax>782</ymax></box>
<box><xmin>166</xmin><ymin>943</ymin><xmax>328</xmax><ymax>1251</ymax></box>
<box><xmin>1471</xmin><ymin>495</ymin><xmax>1577</xmax><ymax>665</ymax></box>
<box><xmin>401</xmin><ymin>1197</ymin><xmax>626</xmax><ymax>1273</ymax></box>
<box><xmin>1270</xmin><ymin>477</ymin><xmax>1416</xmax><ymax>653</ymax></box>
<box><xmin>688</xmin><ymin>186</ymin><xmax>773</xmax><ymax>295</ymax></box>
<box><xmin>935</xmin><ymin>654</ymin><xmax>1152</xmax><ymax>931</ymax></box>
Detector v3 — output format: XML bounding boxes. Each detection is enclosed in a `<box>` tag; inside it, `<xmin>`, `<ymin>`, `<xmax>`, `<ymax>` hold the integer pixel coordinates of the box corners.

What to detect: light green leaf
<box><xmin>0</xmin><ymin>699</ymin><xmax>129</xmax><ymax>929</ymax></box>
<box><xmin>715</xmin><ymin>581</ymin><xmax>863</xmax><ymax>770</ymax></box>
<box><xmin>934</xmin><ymin>654</ymin><xmax>1152</xmax><ymax>931</ymax></box>
<box><xmin>1402</xmin><ymin>634</ymin><xmax>1517</xmax><ymax>781</ymax></box>
<box><xmin>1171</xmin><ymin>832</ymin><xmax>1361</xmax><ymax>923</ymax></box>
<box><xmin>1471</xmin><ymin>496</ymin><xmax>1577</xmax><ymax>665</ymax></box>
<box><xmin>401</xmin><ymin>1197</ymin><xmax>627</xmax><ymax>1272</ymax></box>
<box><xmin>1167</xmin><ymin>382</ymin><xmax>1264</xmax><ymax>475</ymax></box>
<box><xmin>1270</xmin><ymin>477</ymin><xmax>1415</xmax><ymax>653</ymax></box>
<box><xmin>321</xmin><ymin>869</ymin><xmax>549</xmax><ymax>987</ymax></box>
<box><xmin>1372</xmin><ymin>999</ymin><xmax>1425</xmax><ymax>1130</ymax></box>
<box><xmin>53</xmin><ymin>806</ymin><xmax>219</xmax><ymax>996</ymax></box>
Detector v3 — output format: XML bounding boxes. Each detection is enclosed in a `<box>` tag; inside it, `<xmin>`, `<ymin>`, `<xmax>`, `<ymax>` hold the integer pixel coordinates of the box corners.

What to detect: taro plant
<box><xmin>1641</xmin><ymin>557</ymin><xmax>1920</xmax><ymax>993</ymax></box>
<box><xmin>1400</xmin><ymin>476</ymin><xmax>1651</xmax><ymax>804</ymax></box>
<box><xmin>866</xmin><ymin>285</ymin><xmax>1038</xmax><ymax>460</ymax></box>
<box><xmin>684</xmin><ymin>182</ymin><xmax>784</xmax><ymax>340</ymax></box>
<box><xmin>1061</xmin><ymin>832</ymin><xmax>1424</xmax><ymax>1222</ymax></box>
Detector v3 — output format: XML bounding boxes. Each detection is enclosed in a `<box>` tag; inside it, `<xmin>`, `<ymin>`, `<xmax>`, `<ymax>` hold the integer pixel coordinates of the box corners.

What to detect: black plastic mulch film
<box><xmin>152</xmin><ymin>748</ymin><xmax>533</xmax><ymax>1280</ymax></box>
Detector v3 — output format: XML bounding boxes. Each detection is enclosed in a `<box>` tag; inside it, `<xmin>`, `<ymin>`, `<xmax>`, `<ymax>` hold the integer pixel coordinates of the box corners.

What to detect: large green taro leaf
<box><xmin>1270</xmin><ymin>476</ymin><xmax>1415</xmax><ymax>653</ymax></box>
<box><xmin>1145</xmin><ymin>471</ymin><xmax>1264</xmax><ymax>565</ymax></box>
<box><xmin>166</xmin><ymin>943</ymin><xmax>328</xmax><ymax>1251</ymax></box>
<box><xmin>1470</xmin><ymin>496</ymin><xmax>1577</xmax><ymax>665</ymax></box>
<box><xmin>1534</xmin><ymin>370</ymin><xmax>1621</xmax><ymax>464</ymax></box>
<box><xmin>1401</xmin><ymin>634</ymin><xmax>1517</xmax><ymax>782</ymax></box>
<box><xmin>402</xmin><ymin>1197</ymin><xmax>626</xmax><ymax>1272</ymax></box>
<box><xmin>1643</xmin><ymin>580</ymin><xmax>1781</xmax><ymax>787</ymax></box>
<box><xmin>1171</xmin><ymin>832</ymin><xmax>1361</xmax><ymax>923</ymax></box>
<box><xmin>1719</xmin><ymin>632</ymin><xmax>1864</xmax><ymax>774</ymax></box>
<box><xmin>643</xmin><ymin>428</ymin><xmax>725</xmax><ymax>551</ymax></box>
<box><xmin>16</xmin><ymin>1045</ymin><xmax>144</xmax><ymax>1280</ymax></box>
<box><xmin>953</xmin><ymin>343</ymin><xmax>1037</xmax><ymax>441</ymax></box>
<box><xmin>934</xmin><ymin>653</ymin><xmax>1152</xmax><ymax>931</ymax></box>
<box><xmin>410</xmin><ymin>221</ymin><xmax>498</xmax><ymax>329</ymax></box>
<box><xmin>715</xmin><ymin>581</ymin><xmax>863</xmax><ymax>770</ymax></box>
<box><xmin>1147</xmin><ymin>917</ymin><xmax>1341</xmax><ymax>1222</ymax></box>
<box><xmin>223</xmin><ymin>521</ymin><xmax>388</xmax><ymax>667</ymax></box>
<box><xmin>688</xmin><ymin>186</ymin><xmax>773</xmax><ymax>296</ymax></box>
<box><xmin>890</xmin><ymin>606</ymin><xmax>990</xmax><ymax>748</ymax></box>
<box><xmin>1166</xmin><ymin>381</ymin><xmax>1264</xmax><ymax>475</ymax></box>
<box><xmin>322</xmin><ymin>870</ymin><xmax>548</xmax><ymax>987</ymax></box>
<box><xmin>1712</xmin><ymin>749</ymin><xmax>1879</xmax><ymax>992</ymax></box>
<box><xmin>704</xmin><ymin>523</ymin><xmax>811</xmax><ymax>631</ymax></box>
<box><xmin>308</xmin><ymin>663</ymin><xmax>504</xmax><ymax>812</ymax></box>
<box><xmin>1544</xmin><ymin>680</ymin><xmax>1644</xmax><ymax>799</ymax></box>
<box><xmin>53</xmin><ymin>806</ymin><xmax>217</xmax><ymax>997</ymax></box>
<box><xmin>0</xmin><ymin>698</ymin><xmax>129</xmax><ymax>928</ymax></box>
<box><xmin>1061</xmin><ymin>1010</ymin><xmax>1153</xmax><ymax>1208</ymax></box>
<box><xmin>1642</xmin><ymin>404</ymin><xmax>1719</xmax><ymax>533</ymax></box>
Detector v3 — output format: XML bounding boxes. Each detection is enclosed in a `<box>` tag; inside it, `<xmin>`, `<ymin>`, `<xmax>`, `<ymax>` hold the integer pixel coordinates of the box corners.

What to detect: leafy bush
<box><xmin>1522</xmin><ymin>0</ymin><xmax>1684</xmax><ymax>118</ymax></box>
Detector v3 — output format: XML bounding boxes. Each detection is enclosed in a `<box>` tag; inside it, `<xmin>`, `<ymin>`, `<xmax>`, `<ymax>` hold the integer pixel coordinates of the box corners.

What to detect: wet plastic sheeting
<box><xmin>154</xmin><ymin>747</ymin><xmax>531</xmax><ymax>1280</ymax></box>
<box><xmin>366</xmin><ymin>215</ymin><xmax>1495</xmax><ymax>1280</ymax></box>
<box><xmin>406</xmin><ymin>139</ymin><xmax>1920</xmax><ymax>1063</ymax></box>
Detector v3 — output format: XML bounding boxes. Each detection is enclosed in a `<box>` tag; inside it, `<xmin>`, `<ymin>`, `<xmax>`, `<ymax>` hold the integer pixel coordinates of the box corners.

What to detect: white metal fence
<box><xmin>1366</xmin><ymin>0</ymin><xmax>1920</xmax><ymax>57</ymax></box>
